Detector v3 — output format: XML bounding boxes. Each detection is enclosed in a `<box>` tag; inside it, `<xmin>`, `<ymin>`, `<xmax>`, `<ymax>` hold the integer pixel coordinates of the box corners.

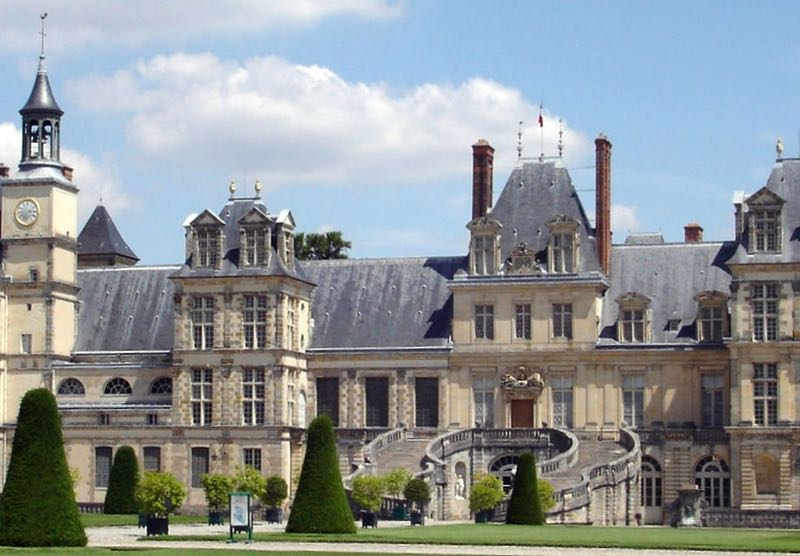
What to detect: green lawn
<box><xmin>156</xmin><ymin>523</ymin><xmax>800</xmax><ymax>552</ymax></box>
<box><xmin>0</xmin><ymin>550</ymin><xmax>380</xmax><ymax>556</ymax></box>
<box><xmin>79</xmin><ymin>513</ymin><xmax>207</xmax><ymax>527</ymax></box>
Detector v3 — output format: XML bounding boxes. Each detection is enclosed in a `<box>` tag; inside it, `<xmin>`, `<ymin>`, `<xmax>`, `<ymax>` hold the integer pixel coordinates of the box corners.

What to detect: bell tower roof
<box><xmin>20</xmin><ymin>57</ymin><xmax>63</xmax><ymax>116</ymax></box>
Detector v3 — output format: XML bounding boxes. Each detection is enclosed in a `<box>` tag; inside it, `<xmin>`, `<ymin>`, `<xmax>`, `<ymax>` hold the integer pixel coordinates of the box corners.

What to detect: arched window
<box><xmin>489</xmin><ymin>454</ymin><xmax>519</xmax><ymax>494</ymax></box>
<box><xmin>641</xmin><ymin>456</ymin><xmax>662</xmax><ymax>508</ymax></box>
<box><xmin>695</xmin><ymin>456</ymin><xmax>730</xmax><ymax>507</ymax></box>
<box><xmin>57</xmin><ymin>377</ymin><xmax>85</xmax><ymax>396</ymax></box>
<box><xmin>754</xmin><ymin>453</ymin><xmax>779</xmax><ymax>495</ymax></box>
<box><xmin>104</xmin><ymin>377</ymin><xmax>132</xmax><ymax>396</ymax></box>
<box><xmin>149</xmin><ymin>377</ymin><xmax>173</xmax><ymax>395</ymax></box>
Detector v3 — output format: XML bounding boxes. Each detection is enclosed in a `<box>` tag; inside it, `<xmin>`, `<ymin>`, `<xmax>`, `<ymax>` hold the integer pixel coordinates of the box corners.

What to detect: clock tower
<box><xmin>0</xmin><ymin>50</ymin><xmax>79</xmax><ymax>422</ymax></box>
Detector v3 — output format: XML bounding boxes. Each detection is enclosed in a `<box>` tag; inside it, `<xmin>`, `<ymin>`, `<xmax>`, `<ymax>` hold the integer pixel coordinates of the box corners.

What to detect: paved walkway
<box><xmin>86</xmin><ymin>522</ymin><xmax>784</xmax><ymax>556</ymax></box>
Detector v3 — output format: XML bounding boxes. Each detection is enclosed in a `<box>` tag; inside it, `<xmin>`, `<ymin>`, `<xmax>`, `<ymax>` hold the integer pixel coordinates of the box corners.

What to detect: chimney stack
<box><xmin>595</xmin><ymin>134</ymin><xmax>612</xmax><ymax>274</ymax></box>
<box><xmin>684</xmin><ymin>222</ymin><xmax>703</xmax><ymax>243</ymax></box>
<box><xmin>0</xmin><ymin>164</ymin><xmax>9</xmax><ymax>178</ymax></box>
<box><xmin>472</xmin><ymin>139</ymin><xmax>494</xmax><ymax>220</ymax></box>
<box><xmin>62</xmin><ymin>165</ymin><xmax>73</xmax><ymax>182</ymax></box>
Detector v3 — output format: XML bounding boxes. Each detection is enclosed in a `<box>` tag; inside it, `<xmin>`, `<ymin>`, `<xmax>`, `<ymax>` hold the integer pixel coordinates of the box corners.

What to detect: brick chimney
<box><xmin>472</xmin><ymin>139</ymin><xmax>494</xmax><ymax>220</ymax></box>
<box><xmin>684</xmin><ymin>222</ymin><xmax>703</xmax><ymax>243</ymax></box>
<box><xmin>62</xmin><ymin>165</ymin><xmax>74</xmax><ymax>182</ymax></box>
<box><xmin>595</xmin><ymin>134</ymin><xmax>612</xmax><ymax>274</ymax></box>
<box><xmin>0</xmin><ymin>164</ymin><xmax>9</xmax><ymax>178</ymax></box>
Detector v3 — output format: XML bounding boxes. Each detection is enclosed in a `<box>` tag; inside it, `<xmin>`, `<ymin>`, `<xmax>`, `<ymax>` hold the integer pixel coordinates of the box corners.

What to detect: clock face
<box><xmin>15</xmin><ymin>199</ymin><xmax>39</xmax><ymax>227</ymax></box>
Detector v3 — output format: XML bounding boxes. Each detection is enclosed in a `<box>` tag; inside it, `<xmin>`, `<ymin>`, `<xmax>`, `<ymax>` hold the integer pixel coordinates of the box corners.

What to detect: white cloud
<box><xmin>0</xmin><ymin>1</ymin><xmax>401</xmax><ymax>53</ymax></box>
<box><xmin>611</xmin><ymin>204</ymin><xmax>640</xmax><ymax>237</ymax></box>
<box><xmin>0</xmin><ymin>122</ymin><xmax>137</xmax><ymax>224</ymax></box>
<box><xmin>67</xmin><ymin>53</ymin><xmax>592</xmax><ymax>188</ymax></box>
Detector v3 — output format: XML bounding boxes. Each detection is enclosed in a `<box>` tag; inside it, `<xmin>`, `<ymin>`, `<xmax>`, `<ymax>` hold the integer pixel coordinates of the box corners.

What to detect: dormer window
<box><xmin>695</xmin><ymin>291</ymin><xmax>729</xmax><ymax>343</ymax></box>
<box><xmin>196</xmin><ymin>228</ymin><xmax>220</xmax><ymax>268</ymax></box>
<box><xmin>752</xmin><ymin>209</ymin><xmax>780</xmax><ymax>252</ymax></box>
<box><xmin>547</xmin><ymin>215</ymin><xmax>578</xmax><ymax>273</ymax></box>
<box><xmin>616</xmin><ymin>292</ymin><xmax>651</xmax><ymax>343</ymax></box>
<box><xmin>467</xmin><ymin>216</ymin><xmax>501</xmax><ymax>276</ymax></box>
<box><xmin>243</xmin><ymin>228</ymin><xmax>268</xmax><ymax>266</ymax></box>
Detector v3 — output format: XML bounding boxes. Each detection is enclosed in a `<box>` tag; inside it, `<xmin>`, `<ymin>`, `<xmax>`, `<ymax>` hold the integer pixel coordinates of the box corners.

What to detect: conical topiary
<box><xmin>285</xmin><ymin>415</ymin><xmax>355</xmax><ymax>533</ymax></box>
<box><xmin>104</xmin><ymin>445</ymin><xmax>140</xmax><ymax>514</ymax></box>
<box><xmin>0</xmin><ymin>388</ymin><xmax>87</xmax><ymax>546</ymax></box>
<box><xmin>505</xmin><ymin>452</ymin><xmax>544</xmax><ymax>525</ymax></box>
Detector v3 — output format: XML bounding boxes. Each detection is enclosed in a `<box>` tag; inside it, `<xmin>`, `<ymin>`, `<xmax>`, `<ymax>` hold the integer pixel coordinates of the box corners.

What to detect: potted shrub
<box><xmin>232</xmin><ymin>465</ymin><xmax>266</xmax><ymax>519</ymax></box>
<box><xmin>261</xmin><ymin>475</ymin><xmax>288</xmax><ymax>524</ymax></box>
<box><xmin>135</xmin><ymin>471</ymin><xmax>186</xmax><ymax>536</ymax></box>
<box><xmin>403</xmin><ymin>477</ymin><xmax>430</xmax><ymax>526</ymax></box>
<box><xmin>351</xmin><ymin>475</ymin><xmax>385</xmax><ymax>528</ymax></box>
<box><xmin>469</xmin><ymin>474</ymin><xmax>503</xmax><ymax>523</ymax></box>
<box><xmin>382</xmin><ymin>468</ymin><xmax>411</xmax><ymax>520</ymax></box>
<box><xmin>201</xmin><ymin>473</ymin><xmax>233</xmax><ymax>525</ymax></box>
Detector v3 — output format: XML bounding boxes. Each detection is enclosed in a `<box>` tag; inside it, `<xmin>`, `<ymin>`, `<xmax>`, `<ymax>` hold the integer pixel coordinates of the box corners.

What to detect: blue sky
<box><xmin>1</xmin><ymin>1</ymin><xmax>799</xmax><ymax>264</ymax></box>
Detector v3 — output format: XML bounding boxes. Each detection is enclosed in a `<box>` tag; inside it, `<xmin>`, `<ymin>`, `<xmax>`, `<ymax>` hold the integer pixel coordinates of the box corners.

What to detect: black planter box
<box><xmin>474</xmin><ymin>509</ymin><xmax>494</xmax><ymax>523</ymax></box>
<box><xmin>392</xmin><ymin>505</ymin><xmax>408</xmax><ymax>521</ymax></box>
<box><xmin>145</xmin><ymin>516</ymin><xmax>169</xmax><ymax>536</ymax></box>
<box><xmin>264</xmin><ymin>507</ymin><xmax>283</xmax><ymax>524</ymax></box>
<box><xmin>208</xmin><ymin>510</ymin><xmax>225</xmax><ymax>525</ymax></box>
<box><xmin>361</xmin><ymin>511</ymin><xmax>378</xmax><ymax>528</ymax></box>
<box><xmin>410</xmin><ymin>510</ymin><xmax>425</xmax><ymax>526</ymax></box>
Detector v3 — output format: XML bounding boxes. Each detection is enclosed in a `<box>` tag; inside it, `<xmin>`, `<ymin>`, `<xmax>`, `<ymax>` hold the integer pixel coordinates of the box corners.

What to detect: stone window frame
<box><xmin>194</xmin><ymin>226</ymin><xmax>223</xmax><ymax>269</ymax></box>
<box><xmin>190</xmin><ymin>446</ymin><xmax>209</xmax><ymax>489</ymax></box>
<box><xmin>242</xmin><ymin>368</ymin><xmax>266</xmax><ymax>426</ymax></box>
<box><xmin>552</xmin><ymin>302</ymin><xmax>573</xmax><ymax>340</ymax></box>
<box><xmin>57</xmin><ymin>377</ymin><xmax>85</xmax><ymax>396</ymax></box>
<box><xmin>243</xmin><ymin>294</ymin><xmax>269</xmax><ymax>349</ymax></box>
<box><xmin>622</xmin><ymin>374</ymin><xmax>645</xmax><ymax>427</ymax></box>
<box><xmin>550</xmin><ymin>374</ymin><xmax>574</xmax><ymax>428</ymax></box>
<box><xmin>751</xmin><ymin>283</ymin><xmax>779</xmax><ymax>342</ymax></box>
<box><xmin>149</xmin><ymin>376</ymin><xmax>173</xmax><ymax>395</ymax></box>
<box><xmin>546</xmin><ymin>215</ymin><xmax>580</xmax><ymax>274</ymax></box>
<box><xmin>191</xmin><ymin>368</ymin><xmax>213</xmax><ymax>426</ymax></box>
<box><xmin>103</xmin><ymin>377</ymin><xmax>133</xmax><ymax>396</ymax></box>
<box><xmin>701</xmin><ymin>374</ymin><xmax>725</xmax><ymax>428</ymax></box>
<box><xmin>474</xmin><ymin>304</ymin><xmax>495</xmax><ymax>340</ymax></box>
<box><xmin>616</xmin><ymin>292</ymin><xmax>652</xmax><ymax>343</ymax></box>
<box><xmin>143</xmin><ymin>446</ymin><xmax>161</xmax><ymax>472</ymax></box>
<box><xmin>753</xmin><ymin>362</ymin><xmax>778</xmax><ymax>426</ymax></box>
<box><xmin>748</xmin><ymin>206</ymin><xmax>782</xmax><ymax>254</ymax></box>
<box><xmin>694</xmin><ymin>455</ymin><xmax>731</xmax><ymax>507</ymax></box>
<box><xmin>242</xmin><ymin>447</ymin><xmax>262</xmax><ymax>472</ymax></box>
<box><xmin>472</xmin><ymin>374</ymin><xmax>495</xmax><ymax>428</ymax></box>
<box><xmin>695</xmin><ymin>291</ymin><xmax>729</xmax><ymax>343</ymax></box>
<box><xmin>191</xmin><ymin>296</ymin><xmax>215</xmax><ymax>350</ymax></box>
<box><xmin>467</xmin><ymin>216</ymin><xmax>501</xmax><ymax>276</ymax></box>
<box><xmin>514</xmin><ymin>303</ymin><xmax>532</xmax><ymax>340</ymax></box>
<box><xmin>240</xmin><ymin>226</ymin><xmax>270</xmax><ymax>267</ymax></box>
<box><xmin>640</xmin><ymin>455</ymin><xmax>662</xmax><ymax>508</ymax></box>
<box><xmin>95</xmin><ymin>446</ymin><xmax>113</xmax><ymax>488</ymax></box>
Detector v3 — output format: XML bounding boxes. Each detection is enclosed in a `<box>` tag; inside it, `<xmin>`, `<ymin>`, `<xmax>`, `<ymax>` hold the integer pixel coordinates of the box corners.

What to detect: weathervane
<box><xmin>38</xmin><ymin>13</ymin><xmax>48</xmax><ymax>70</ymax></box>
<box><xmin>558</xmin><ymin>118</ymin><xmax>564</xmax><ymax>158</ymax></box>
<box><xmin>516</xmin><ymin>121</ymin><xmax>523</xmax><ymax>161</ymax></box>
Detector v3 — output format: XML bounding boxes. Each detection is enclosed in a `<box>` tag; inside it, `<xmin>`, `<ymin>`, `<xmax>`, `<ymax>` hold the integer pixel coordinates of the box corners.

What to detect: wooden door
<box><xmin>510</xmin><ymin>399</ymin><xmax>534</xmax><ymax>428</ymax></box>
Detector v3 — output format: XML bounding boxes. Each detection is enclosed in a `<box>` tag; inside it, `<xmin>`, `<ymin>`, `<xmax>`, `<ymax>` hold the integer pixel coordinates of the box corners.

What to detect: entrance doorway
<box><xmin>510</xmin><ymin>399</ymin><xmax>534</xmax><ymax>428</ymax></box>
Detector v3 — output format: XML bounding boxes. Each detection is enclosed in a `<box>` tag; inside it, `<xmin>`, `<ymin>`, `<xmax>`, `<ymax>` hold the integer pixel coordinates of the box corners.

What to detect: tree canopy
<box><xmin>294</xmin><ymin>231</ymin><xmax>351</xmax><ymax>260</ymax></box>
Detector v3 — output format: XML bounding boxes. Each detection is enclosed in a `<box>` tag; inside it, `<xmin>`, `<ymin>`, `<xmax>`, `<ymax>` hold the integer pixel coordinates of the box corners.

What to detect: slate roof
<box><xmin>489</xmin><ymin>160</ymin><xmax>600</xmax><ymax>273</ymax></box>
<box><xmin>727</xmin><ymin>158</ymin><xmax>800</xmax><ymax>265</ymax></box>
<box><xmin>20</xmin><ymin>59</ymin><xmax>62</xmax><ymax>115</ymax></box>
<box><xmin>171</xmin><ymin>198</ymin><xmax>313</xmax><ymax>284</ymax></box>
<box><xmin>301</xmin><ymin>257</ymin><xmax>464</xmax><ymax>350</ymax></box>
<box><xmin>600</xmin><ymin>242</ymin><xmax>734</xmax><ymax>344</ymax></box>
<box><xmin>78</xmin><ymin>205</ymin><xmax>139</xmax><ymax>263</ymax></box>
<box><xmin>75</xmin><ymin>266</ymin><xmax>177</xmax><ymax>352</ymax></box>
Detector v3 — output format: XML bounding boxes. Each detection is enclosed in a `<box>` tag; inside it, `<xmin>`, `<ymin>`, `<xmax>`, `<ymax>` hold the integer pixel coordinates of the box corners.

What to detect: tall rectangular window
<box><xmin>316</xmin><ymin>377</ymin><xmax>340</xmax><ymax>426</ymax></box>
<box><xmin>473</xmin><ymin>376</ymin><xmax>494</xmax><ymax>428</ymax></box>
<box><xmin>143</xmin><ymin>447</ymin><xmax>161</xmax><ymax>472</ymax></box>
<box><xmin>197</xmin><ymin>229</ymin><xmax>219</xmax><ymax>267</ymax></box>
<box><xmin>191</xmin><ymin>447</ymin><xmax>209</xmax><ymax>488</ymax></box>
<box><xmin>365</xmin><ymin>377</ymin><xmax>389</xmax><ymax>427</ymax></box>
<box><xmin>243</xmin><ymin>295</ymin><xmax>268</xmax><ymax>349</ymax></box>
<box><xmin>515</xmin><ymin>304</ymin><xmax>531</xmax><ymax>339</ymax></box>
<box><xmin>243</xmin><ymin>448</ymin><xmax>262</xmax><ymax>471</ymax></box>
<box><xmin>20</xmin><ymin>334</ymin><xmax>32</xmax><ymax>354</ymax></box>
<box><xmin>95</xmin><ymin>446</ymin><xmax>113</xmax><ymax>488</ymax></box>
<box><xmin>700</xmin><ymin>306</ymin><xmax>724</xmax><ymax>342</ymax></box>
<box><xmin>752</xmin><ymin>284</ymin><xmax>778</xmax><ymax>342</ymax></box>
<box><xmin>622</xmin><ymin>375</ymin><xmax>645</xmax><ymax>427</ymax></box>
<box><xmin>288</xmin><ymin>384</ymin><xmax>296</xmax><ymax>426</ymax></box>
<box><xmin>551</xmin><ymin>376</ymin><xmax>574</xmax><ymax>428</ymax></box>
<box><xmin>753</xmin><ymin>209</ymin><xmax>780</xmax><ymax>252</ymax></box>
<box><xmin>474</xmin><ymin>304</ymin><xmax>494</xmax><ymax>340</ymax></box>
<box><xmin>551</xmin><ymin>233</ymin><xmax>574</xmax><ymax>273</ymax></box>
<box><xmin>191</xmin><ymin>369</ymin><xmax>213</xmax><ymax>425</ymax></box>
<box><xmin>753</xmin><ymin>363</ymin><xmax>778</xmax><ymax>426</ymax></box>
<box><xmin>287</xmin><ymin>298</ymin><xmax>297</xmax><ymax>350</ymax></box>
<box><xmin>472</xmin><ymin>235</ymin><xmax>494</xmax><ymax>275</ymax></box>
<box><xmin>191</xmin><ymin>296</ymin><xmax>215</xmax><ymax>350</ymax></box>
<box><xmin>242</xmin><ymin>368</ymin><xmax>266</xmax><ymax>425</ymax></box>
<box><xmin>552</xmin><ymin>303</ymin><xmax>573</xmax><ymax>339</ymax></box>
<box><xmin>701</xmin><ymin>375</ymin><xmax>725</xmax><ymax>427</ymax></box>
<box><xmin>244</xmin><ymin>229</ymin><xmax>268</xmax><ymax>265</ymax></box>
<box><xmin>620</xmin><ymin>309</ymin><xmax>645</xmax><ymax>342</ymax></box>
<box><xmin>415</xmin><ymin>377</ymin><xmax>439</xmax><ymax>428</ymax></box>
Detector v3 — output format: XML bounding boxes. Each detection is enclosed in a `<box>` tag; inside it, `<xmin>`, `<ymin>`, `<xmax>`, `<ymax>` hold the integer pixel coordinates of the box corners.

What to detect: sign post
<box><xmin>228</xmin><ymin>491</ymin><xmax>252</xmax><ymax>543</ymax></box>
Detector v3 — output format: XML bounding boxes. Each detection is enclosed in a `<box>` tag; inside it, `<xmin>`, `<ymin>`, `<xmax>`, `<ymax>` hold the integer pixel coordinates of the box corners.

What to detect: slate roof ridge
<box><xmin>77</xmin><ymin>264</ymin><xmax>181</xmax><ymax>273</ymax></box>
<box><xmin>302</xmin><ymin>255</ymin><xmax>467</xmax><ymax>266</ymax></box>
<box><xmin>613</xmin><ymin>241</ymin><xmax>725</xmax><ymax>248</ymax></box>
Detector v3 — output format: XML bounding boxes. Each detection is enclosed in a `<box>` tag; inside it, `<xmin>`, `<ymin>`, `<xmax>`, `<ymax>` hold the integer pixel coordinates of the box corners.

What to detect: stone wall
<box><xmin>703</xmin><ymin>508</ymin><xmax>800</xmax><ymax>528</ymax></box>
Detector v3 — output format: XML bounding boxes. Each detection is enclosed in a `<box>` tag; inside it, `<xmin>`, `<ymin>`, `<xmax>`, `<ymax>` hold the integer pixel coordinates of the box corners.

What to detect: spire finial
<box><xmin>229</xmin><ymin>179</ymin><xmax>237</xmax><ymax>198</ymax></box>
<box><xmin>776</xmin><ymin>137</ymin><xmax>784</xmax><ymax>159</ymax></box>
<box><xmin>516</xmin><ymin>120</ymin><xmax>523</xmax><ymax>161</ymax></box>
<box><xmin>38</xmin><ymin>13</ymin><xmax>48</xmax><ymax>70</ymax></box>
<box><xmin>538</xmin><ymin>101</ymin><xmax>544</xmax><ymax>162</ymax></box>
<box><xmin>558</xmin><ymin>118</ymin><xmax>564</xmax><ymax>159</ymax></box>
<box><xmin>254</xmin><ymin>178</ymin><xmax>262</xmax><ymax>197</ymax></box>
